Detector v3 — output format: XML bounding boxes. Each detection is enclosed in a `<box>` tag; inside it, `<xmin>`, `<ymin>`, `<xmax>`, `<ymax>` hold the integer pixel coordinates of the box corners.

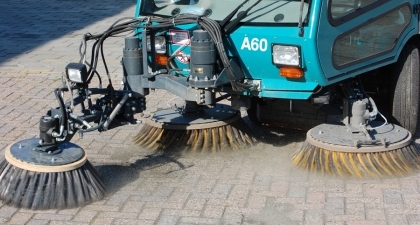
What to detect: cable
<box><xmin>62</xmin><ymin>76</ymin><xmax>75</xmax><ymax>110</ymax></box>
<box><xmin>100</xmin><ymin>43</ymin><xmax>109</xmax><ymax>78</ymax></box>
<box><xmin>166</xmin><ymin>54</ymin><xmax>183</xmax><ymax>72</ymax></box>
<box><xmin>367</xmin><ymin>111</ymin><xmax>388</xmax><ymax>131</ymax></box>
<box><xmin>357</xmin><ymin>76</ymin><xmax>388</xmax><ymax>130</ymax></box>
<box><xmin>53</xmin><ymin>88</ymin><xmax>68</xmax><ymax>139</ymax></box>
<box><xmin>166</xmin><ymin>96</ymin><xmax>179</xmax><ymax>107</ymax></box>
<box><xmin>94</xmin><ymin>71</ymin><xmax>102</xmax><ymax>89</ymax></box>
<box><xmin>79</xmin><ymin>14</ymin><xmax>255</xmax><ymax>94</ymax></box>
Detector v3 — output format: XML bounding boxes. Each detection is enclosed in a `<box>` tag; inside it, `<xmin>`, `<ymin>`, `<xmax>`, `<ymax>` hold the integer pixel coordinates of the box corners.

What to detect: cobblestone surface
<box><xmin>1</xmin><ymin>0</ymin><xmax>420</xmax><ymax>224</ymax></box>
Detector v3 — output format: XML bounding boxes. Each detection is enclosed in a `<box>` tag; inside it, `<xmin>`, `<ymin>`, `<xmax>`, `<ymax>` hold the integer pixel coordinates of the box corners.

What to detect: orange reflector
<box><xmin>280</xmin><ymin>67</ymin><xmax>304</xmax><ymax>79</ymax></box>
<box><xmin>156</xmin><ymin>54</ymin><xmax>169</xmax><ymax>66</ymax></box>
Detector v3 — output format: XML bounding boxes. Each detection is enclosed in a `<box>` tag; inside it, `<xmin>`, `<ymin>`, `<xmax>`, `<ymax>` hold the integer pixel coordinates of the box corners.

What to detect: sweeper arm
<box><xmin>36</xmin><ymin>70</ymin><xmax>145</xmax><ymax>153</ymax></box>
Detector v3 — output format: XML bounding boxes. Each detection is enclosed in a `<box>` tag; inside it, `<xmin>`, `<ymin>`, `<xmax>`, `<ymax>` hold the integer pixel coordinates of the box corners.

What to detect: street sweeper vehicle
<box><xmin>1</xmin><ymin>0</ymin><xmax>420</xmax><ymax>209</ymax></box>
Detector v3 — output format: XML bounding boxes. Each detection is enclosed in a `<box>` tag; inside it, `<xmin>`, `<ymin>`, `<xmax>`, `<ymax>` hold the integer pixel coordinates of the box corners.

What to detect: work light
<box><xmin>65</xmin><ymin>63</ymin><xmax>88</xmax><ymax>84</ymax></box>
<box><xmin>147</xmin><ymin>36</ymin><xmax>167</xmax><ymax>54</ymax></box>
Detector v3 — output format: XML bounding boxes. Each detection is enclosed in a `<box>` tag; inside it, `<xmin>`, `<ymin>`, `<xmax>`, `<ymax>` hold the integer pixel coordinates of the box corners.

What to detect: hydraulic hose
<box><xmin>80</xmin><ymin>15</ymin><xmax>255</xmax><ymax>93</ymax></box>
<box><xmin>357</xmin><ymin>76</ymin><xmax>387</xmax><ymax>130</ymax></box>
<box><xmin>166</xmin><ymin>54</ymin><xmax>183</xmax><ymax>72</ymax></box>
<box><xmin>53</xmin><ymin>88</ymin><xmax>68</xmax><ymax>138</ymax></box>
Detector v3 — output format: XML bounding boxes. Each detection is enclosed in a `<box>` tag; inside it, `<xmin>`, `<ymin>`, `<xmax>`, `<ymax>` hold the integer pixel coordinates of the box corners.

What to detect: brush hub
<box><xmin>146</xmin><ymin>104</ymin><xmax>239</xmax><ymax>129</ymax></box>
<box><xmin>307</xmin><ymin>122</ymin><xmax>412</xmax><ymax>153</ymax></box>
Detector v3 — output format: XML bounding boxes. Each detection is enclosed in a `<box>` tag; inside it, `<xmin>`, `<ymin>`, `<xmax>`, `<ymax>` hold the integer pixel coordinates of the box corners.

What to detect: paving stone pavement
<box><xmin>1</xmin><ymin>0</ymin><xmax>420</xmax><ymax>224</ymax></box>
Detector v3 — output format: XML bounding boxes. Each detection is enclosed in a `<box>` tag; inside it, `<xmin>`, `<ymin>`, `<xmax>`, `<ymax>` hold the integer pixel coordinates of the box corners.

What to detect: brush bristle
<box><xmin>292</xmin><ymin>141</ymin><xmax>420</xmax><ymax>178</ymax></box>
<box><xmin>133</xmin><ymin>118</ymin><xmax>256</xmax><ymax>152</ymax></box>
<box><xmin>0</xmin><ymin>159</ymin><xmax>105</xmax><ymax>209</ymax></box>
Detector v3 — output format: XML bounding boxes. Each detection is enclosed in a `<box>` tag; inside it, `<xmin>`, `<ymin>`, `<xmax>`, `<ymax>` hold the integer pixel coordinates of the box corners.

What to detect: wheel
<box><xmin>391</xmin><ymin>42</ymin><xmax>420</xmax><ymax>136</ymax></box>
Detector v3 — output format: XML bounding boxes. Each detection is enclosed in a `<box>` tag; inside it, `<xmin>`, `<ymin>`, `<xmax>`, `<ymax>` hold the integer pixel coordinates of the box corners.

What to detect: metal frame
<box><xmin>331</xmin><ymin>3</ymin><xmax>412</xmax><ymax>70</ymax></box>
<box><xmin>327</xmin><ymin>0</ymin><xmax>389</xmax><ymax>27</ymax></box>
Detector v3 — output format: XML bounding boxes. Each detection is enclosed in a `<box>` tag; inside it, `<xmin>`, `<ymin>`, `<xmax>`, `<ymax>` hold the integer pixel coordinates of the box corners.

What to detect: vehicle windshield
<box><xmin>141</xmin><ymin>0</ymin><xmax>310</xmax><ymax>24</ymax></box>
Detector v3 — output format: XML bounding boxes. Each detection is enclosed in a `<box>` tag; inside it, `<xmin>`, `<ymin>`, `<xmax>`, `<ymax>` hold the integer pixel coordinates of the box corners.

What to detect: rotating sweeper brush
<box><xmin>292</xmin><ymin>84</ymin><xmax>420</xmax><ymax>178</ymax></box>
<box><xmin>0</xmin><ymin>139</ymin><xmax>104</xmax><ymax>209</ymax></box>
<box><xmin>0</xmin><ymin>83</ymin><xmax>114</xmax><ymax>209</ymax></box>
<box><xmin>292</xmin><ymin>123</ymin><xmax>419</xmax><ymax>177</ymax></box>
<box><xmin>133</xmin><ymin>104</ymin><xmax>256</xmax><ymax>152</ymax></box>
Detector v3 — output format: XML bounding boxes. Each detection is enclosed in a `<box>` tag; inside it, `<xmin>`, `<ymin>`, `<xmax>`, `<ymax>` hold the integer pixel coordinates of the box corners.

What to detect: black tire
<box><xmin>391</xmin><ymin>43</ymin><xmax>420</xmax><ymax>136</ymax></box>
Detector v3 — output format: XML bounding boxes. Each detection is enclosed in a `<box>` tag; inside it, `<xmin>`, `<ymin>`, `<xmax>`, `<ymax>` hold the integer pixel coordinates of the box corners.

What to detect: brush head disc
<box><xmin>145</xmin><ymin>104</ymin><xmax>240</xmax><ymax>130</ymax></box>
<box><xmin>292</xmin><ymin>122</ymin><xmax>420</xmax><ymax>177</ymax></box>
<box><xmin>5</xmin><ymin>138</ymin><xmax>86</xmax><ymax>172</ymax></box>
<box><xmin>307</xmin><ymin>122</ymin><xmax>412</xmax><ymax>153</ymax></box>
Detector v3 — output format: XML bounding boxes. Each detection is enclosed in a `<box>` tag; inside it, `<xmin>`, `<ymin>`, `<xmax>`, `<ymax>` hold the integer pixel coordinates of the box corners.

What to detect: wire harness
<box><xmin>79</xmin><ymin>15</ymin><xmax>254</xmax><ymax>92</ymax></box>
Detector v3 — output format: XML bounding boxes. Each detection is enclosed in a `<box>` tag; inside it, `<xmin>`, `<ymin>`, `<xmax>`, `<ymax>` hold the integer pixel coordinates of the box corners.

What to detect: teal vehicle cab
<box><xmin>132</xmin><ymin>0</ymin><xmax>420</xmax><ymax>134</ymax></box>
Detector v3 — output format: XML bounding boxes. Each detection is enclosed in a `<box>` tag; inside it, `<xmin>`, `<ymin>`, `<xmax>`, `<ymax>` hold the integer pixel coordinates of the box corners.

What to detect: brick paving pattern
<box><xmin>1</xmin><ymin>0</ymin><xmax>420</xmax><ymax>224</ymax></box>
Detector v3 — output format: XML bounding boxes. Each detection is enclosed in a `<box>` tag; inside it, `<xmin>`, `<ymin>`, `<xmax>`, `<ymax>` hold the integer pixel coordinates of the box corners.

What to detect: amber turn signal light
<box><xmin>156</xmin><ymin>54</ymin><xmax>169</xmax><ymax>66</ymax></box>
<box><xmin>279</xmin><ymin>67</ymin><xmax>304</xmax><ymax>79</ymax></box>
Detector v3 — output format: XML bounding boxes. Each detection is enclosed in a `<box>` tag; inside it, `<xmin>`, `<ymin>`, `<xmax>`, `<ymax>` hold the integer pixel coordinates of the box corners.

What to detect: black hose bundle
<box><xmin>78</xmin><ymin>15</ymin><xmax>254</xmax><ymax>92</ymax></box>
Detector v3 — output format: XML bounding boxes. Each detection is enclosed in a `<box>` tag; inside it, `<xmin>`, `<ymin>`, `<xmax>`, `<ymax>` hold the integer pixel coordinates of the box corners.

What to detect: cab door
<box><xmin>316</xmin><ymin>0</ymin><xmax>414</xmax><ymax>81</ymax></box>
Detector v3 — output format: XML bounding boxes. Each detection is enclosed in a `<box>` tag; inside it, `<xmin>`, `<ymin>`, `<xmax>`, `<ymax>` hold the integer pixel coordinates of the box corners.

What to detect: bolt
<box><xmin>318</xmin><ymin>131</ymin><xmax>322</xmax><ymax>135</ymax></box>
<box><xmin>131</xmin><ymin>107</ymin><xmax>136</xmax><ymax>112</ymax></box>
<box><xmin>51</xmin><ymin>158</ymin><xmax>55</xmax><ymax>163</ymax></box>
<box><xmin>19</xmin><ymin>144</ymin><xmax>22</xmax><ymax>149</ymax></box>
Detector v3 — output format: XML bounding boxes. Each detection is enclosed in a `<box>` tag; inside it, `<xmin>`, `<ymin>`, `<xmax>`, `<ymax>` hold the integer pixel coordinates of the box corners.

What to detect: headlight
<box><xmin>65</xmin><ymin>63</ymin><xmax>88</xmax><ymax>84</ymax></box>
<box><xmin>147</xmin><ymin>36</ymin><xmax>167</xmax><ymax>54</ymax></box>
<box><xmin>272</xmin><ymin>45</ymin><xmax>301</xmax><ymax>67</ymax></box>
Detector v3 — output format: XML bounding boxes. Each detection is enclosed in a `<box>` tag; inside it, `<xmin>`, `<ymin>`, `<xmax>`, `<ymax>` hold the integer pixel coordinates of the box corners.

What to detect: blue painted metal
<box><xmin>317</xmin><ymin>1</ymin><xmax>418</xmax><ymax>84</ymax></box>
<box><xmin>136</xmin><ymin>0</ymin><xmax>419</xmax><ymax>100</ymax></box>
<box><xmin>260</xmin><ymin>90</ymin><xmax>313</xmax><ymax>100</ymax></box>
